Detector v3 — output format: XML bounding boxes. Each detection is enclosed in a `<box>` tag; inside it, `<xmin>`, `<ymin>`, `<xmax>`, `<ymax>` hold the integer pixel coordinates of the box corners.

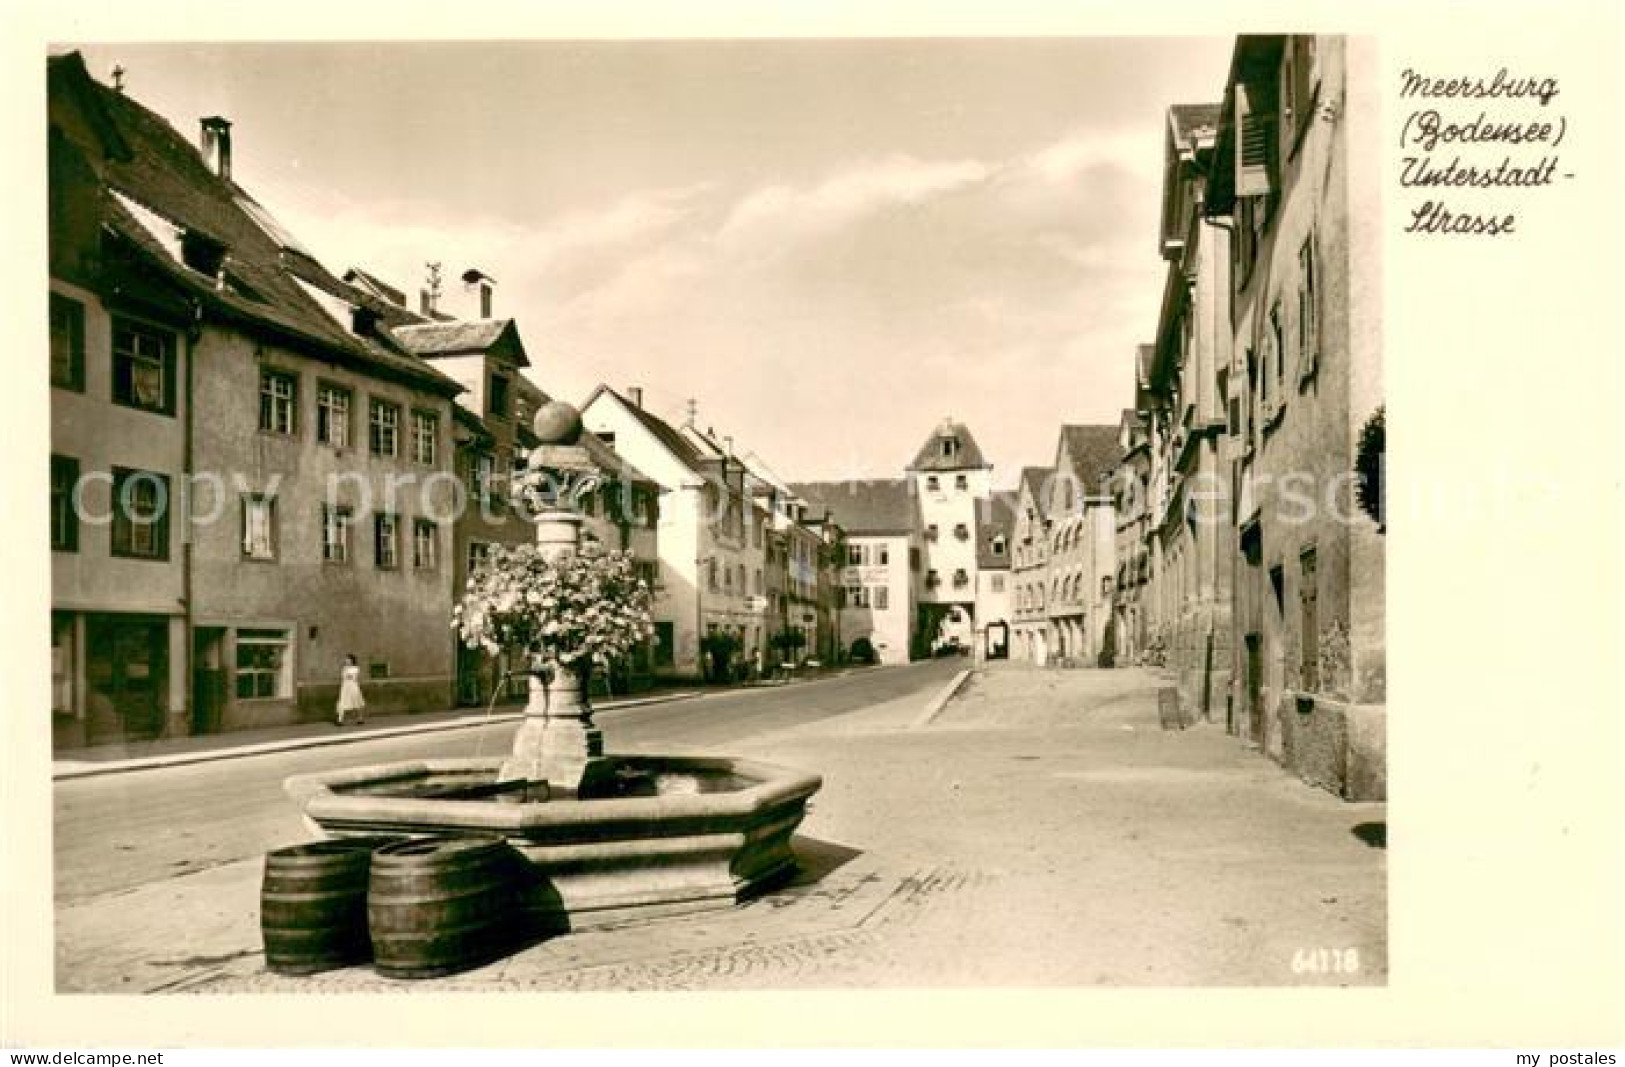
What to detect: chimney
<box><xmin>200</xmin><ymin>117</ymin><xmax>232</xmax><ymax>181</ymax></box>
<box><xmin>627</xmin><ymin>386</ymin><xmax>644</xmax><ymax>409</ymax></box>
<box><xmin>723</xmin><ymin>435</ymin><xmax>734</xmax><ymax>457</ymax></box>
<box><xmin>419</xmin><ymin>289</ymin><xmax>434</xmax><ymax>317</ymax></box>
<box><xmin>462</xmin><ymin>269</ymin><xmax>495</xmax><ymax>319</ymax></box>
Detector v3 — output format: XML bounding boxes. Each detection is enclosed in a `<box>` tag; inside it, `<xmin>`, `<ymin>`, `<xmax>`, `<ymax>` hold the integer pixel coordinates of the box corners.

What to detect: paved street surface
<box><xmin>54</xmin><ymin>662</ymin><xmax>1385</xmax><ymax>992</ymax></box>
<box><xmin>53</xmin><ymin>661</ymin><xmax>958</xmax><ymax>903</ymax></box>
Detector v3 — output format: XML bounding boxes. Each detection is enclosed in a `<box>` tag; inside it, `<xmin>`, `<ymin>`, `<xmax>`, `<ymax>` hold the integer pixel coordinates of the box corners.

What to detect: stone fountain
<box><xmin>285</xmin><ymin>402</ymin><xmax>822</xmax><ymax>931</ymax></box>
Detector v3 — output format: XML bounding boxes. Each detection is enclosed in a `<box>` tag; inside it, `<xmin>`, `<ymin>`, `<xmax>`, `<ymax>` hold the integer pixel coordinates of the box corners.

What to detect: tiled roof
<box><xmin>1057</xmin><ymin>425</ymin><xmax>1124</xmax><ymax>496</ymax></box>
<box><xmin>789</xmin><ymin>479</ymin><xmax>916</xmax><ymax>536</ymax></box>
<box><xmin>48</xmin><ymin>52</ymin><xmax>461</xmax><ymax>399</ymax></box>
<box><xmin>1169</xmin><ymin>102</ymin><xmax>1222</xmax><ymax>151</ymax></box>
<box><xmin>393</xmin><ymin>319</ymin><xmax>516</xmax><ymax>358</ymax></box>
<box><xmin>908</xmin><ymin>418</ymin><xmax>990</xmax><ymax>472</ymax></box>
<box><xmin>344</xmin><ymin>266</ymin><xmax>407</xmax><ymax>307</ymax></box>
<box><xmin>1017</xmin><ymin>466</ymin><xmax>1052</xmax><ymax>515</ymax></box>
<box><xmin>588</xmin><ymin>385</ymin><xmax>707</xmax><ymax>469</ymax></box>
<box><xmin>976</xmin><ymin>490</ymin><xmax>1018</xmax><ymax>569</ymax></box>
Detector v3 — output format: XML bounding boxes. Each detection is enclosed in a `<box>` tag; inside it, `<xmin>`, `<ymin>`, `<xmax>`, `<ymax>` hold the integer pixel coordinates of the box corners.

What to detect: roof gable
<box><xmin>909</xmin><ymin>418</ymin><xmax>990</xmax><ymax>472</ymax></box>
<box><xmin>789</xmin><ymin>479</ymin><xmax>916</xmax><ymax>536</ymax></box>
<box><xmin>1055</xmin><ymin>425</ymin><xmax>1124</xmax><ymax>497</ymax></box>
<box><xmin>585</xmin><ymin>385</ymin><xmax>708</xmax><ymax>471</ymax></box>
<box><xmin>49</xmin><ymin>52</ymin><xmax>461</xmax><ymax>399</ymax></box>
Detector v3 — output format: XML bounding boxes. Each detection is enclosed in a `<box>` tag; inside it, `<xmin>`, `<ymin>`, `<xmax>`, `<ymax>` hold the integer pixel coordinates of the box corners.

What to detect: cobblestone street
<box><xmin>81</xmin><ymin>664</ymin><xmax>1387</xmax><ymax>993</ymax></box>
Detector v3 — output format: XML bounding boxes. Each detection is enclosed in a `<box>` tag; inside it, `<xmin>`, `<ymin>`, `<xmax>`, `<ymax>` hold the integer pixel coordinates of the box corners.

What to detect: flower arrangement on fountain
<box><xmin>452</xmin><ymin>543</ymin><xmax>655</xmax><ymax>682</ymax></box>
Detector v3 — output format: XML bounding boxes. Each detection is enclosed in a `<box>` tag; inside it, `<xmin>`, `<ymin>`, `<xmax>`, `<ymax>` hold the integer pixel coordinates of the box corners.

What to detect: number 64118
<box><xmin>1291</xmin><ymin>947</ymin><xmax>1360</xmax><ymax>974</ymax></box>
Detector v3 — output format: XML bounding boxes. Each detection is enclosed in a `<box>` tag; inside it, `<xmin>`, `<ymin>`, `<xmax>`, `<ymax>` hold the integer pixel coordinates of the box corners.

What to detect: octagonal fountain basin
<box><xmin>284</xmin><ymin>755</ymin><xmax>822</xmax><ymax>931</ymax></box>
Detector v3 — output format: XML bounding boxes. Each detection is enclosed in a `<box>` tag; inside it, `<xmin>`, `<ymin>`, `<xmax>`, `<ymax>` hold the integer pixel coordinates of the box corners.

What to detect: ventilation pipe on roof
<box><xmin>199</xmin><ymin>117</ymin><xmax>232</xmax><ymax>181</ymax></box>
<box><xmin>462</xmin><ymin>268</ymin><xmax>495</xmax><ymax>318</ymax></box>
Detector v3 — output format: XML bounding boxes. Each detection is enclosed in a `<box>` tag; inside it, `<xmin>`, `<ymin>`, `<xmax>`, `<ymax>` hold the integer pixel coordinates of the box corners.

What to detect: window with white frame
<box><xmin>111</xmin><ymin>318</ymin><xmax>174</xmax><ymax>415</ymax></box>
<box><xmin>259</xmin><ymin>370</ymin><xmax>297</xmax><ymax>436</ymax></box>
<box><xmin>467</xmin><ymin>540</ymin><xmax>492</xmax><ymax>575</ymax></box>
<box><xmin>241</xmin><ymin>496</ymin><xmax>277</xmax><ymax>560</ymax></box>
<box><xmin>413</xmin><ymin>518</ymin><xmax>437</xmax><ymax>569</ymax></box>
<box><xmin>955</xmin><ymin>474</ymin><xmax>968</xmax><ymax>491</ymax></box>
<box><xmin>412</xmin><ymin>410</ymin><xmax>439</xmax><ymax>466</ymax></box>
<box><xmin>235</xmin><ymin>628</ymin><xmax>291</xmax><ymax>700</ymax></box>
<box><xmin>317</xmin><ymin>383</ymin><xmax>351</xmax><ymax>447</ymax></box>
<box><xmin>926</xmin><ymin>475</ymin><xmax>940</xmax><ymax>492</ymax></box>
<box><xmin>322</xmin><ymin>505</ymin><xmax>352</xmax><ymax>563</ymax></box>
<box><xmin>110</xmin><ymin>468</ymin><xmax>169</xmax><ymax>560</ymax></box>
<box><xmin>375</xmin><ymin>513</ymin><xmax>399</xmax><ymax>569</ymax></box>
<box><xmin>873</xmin><ymin>586</ymin><xmax>889</xmax><ymax>611</ymax></box>
<box><xmin>370</xmin><ymin>399</ymin><xmax>400</xmax><ymax>457</ymax></box>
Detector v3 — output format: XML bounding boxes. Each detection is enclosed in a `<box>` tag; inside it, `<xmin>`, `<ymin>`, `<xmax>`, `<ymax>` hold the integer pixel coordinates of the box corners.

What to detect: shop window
<box><xmin>52</xmin><ymin>614</ymin><xmax>76</xmax><ymax>715</ymax></box>
<box><xmin>235</xmin><ymin>628</ymin><xmax>290</xmax><ymax>700</ymax></box>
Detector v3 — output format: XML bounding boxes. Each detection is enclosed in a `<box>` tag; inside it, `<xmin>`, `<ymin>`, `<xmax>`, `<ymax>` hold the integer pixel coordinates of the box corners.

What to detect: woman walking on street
<box><xmin>336</xmin><ymin>653</ymin><xmax>366</xmax><ymax>726</ymax></box>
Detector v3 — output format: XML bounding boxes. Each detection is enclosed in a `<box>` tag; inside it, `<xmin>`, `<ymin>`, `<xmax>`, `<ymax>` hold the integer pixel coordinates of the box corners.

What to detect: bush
<box><xmin>1356</xmin><ymin>406</ymin><xmax>1385</xmax><ymax>533</ymax></box>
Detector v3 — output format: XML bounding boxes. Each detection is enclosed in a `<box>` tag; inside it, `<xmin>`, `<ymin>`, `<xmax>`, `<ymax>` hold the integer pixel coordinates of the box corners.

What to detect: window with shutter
<box><xmin>1298</xmin><ymin>232</ymin><xmax>1320</xmax><ymax>385</ymax></box>
<box><xmin>1235</xmin><ymin>82</ymin><xmax>1274</xmax><ymax>199</ymax></box>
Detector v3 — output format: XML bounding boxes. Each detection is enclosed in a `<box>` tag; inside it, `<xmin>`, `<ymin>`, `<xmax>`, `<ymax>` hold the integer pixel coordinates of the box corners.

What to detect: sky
<box><xmin>68</xmin><ymin>38</ymin><xmax>1233</xmax><ymax>486</ymax></box>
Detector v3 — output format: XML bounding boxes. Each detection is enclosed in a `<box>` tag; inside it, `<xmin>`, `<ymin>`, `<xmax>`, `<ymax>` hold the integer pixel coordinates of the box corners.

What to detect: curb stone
<box><xmin>52</xmin><ymin>691</ymin><xmax>703</xmax><ymax>782</ymax></box>
<box><xmin>912</xmin><ymin>668</ymin><xmax>973</xmax><ymax>728</ymax></box>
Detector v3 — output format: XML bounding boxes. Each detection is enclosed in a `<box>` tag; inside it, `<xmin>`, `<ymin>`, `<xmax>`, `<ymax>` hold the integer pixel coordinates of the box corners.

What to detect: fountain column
<box><xmin>497</xmin><ymin>405</ymin><xmax>606</xmax><ymax>794</ymax></box>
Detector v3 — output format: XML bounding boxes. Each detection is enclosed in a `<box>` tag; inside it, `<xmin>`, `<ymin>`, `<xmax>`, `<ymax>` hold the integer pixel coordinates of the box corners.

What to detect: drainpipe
<box><xmin>181</xmin><ymin>298</ymin><xmax>201</xmax><ymax>735</ymax></box>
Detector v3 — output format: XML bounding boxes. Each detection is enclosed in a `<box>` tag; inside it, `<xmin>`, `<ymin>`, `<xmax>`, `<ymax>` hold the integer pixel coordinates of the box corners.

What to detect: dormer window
<box><xmin>941</xmin><ymin>437</ymin><xmax>959</xmax><ymax>460</ymax></box>
<box><xmin>992</xmin><ymin>536</ymin><xmax>1006</xmax><ymax>557</ymax></box>
<box><xmin>181</xmin><ymin>230</ymin><xmax>226</xmax><ymax>279</ymax></box>
<box><xmin>350</xmin><ymin>305</ymin><xmax>378</xmax><ymax>337</ymax></box>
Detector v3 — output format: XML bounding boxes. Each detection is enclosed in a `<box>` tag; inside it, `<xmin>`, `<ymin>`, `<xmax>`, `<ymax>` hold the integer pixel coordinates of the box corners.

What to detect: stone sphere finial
<box><xmin>533</xmin><ymin>400</ymin><xmax>583</xmax><ymax>445</ymax></box>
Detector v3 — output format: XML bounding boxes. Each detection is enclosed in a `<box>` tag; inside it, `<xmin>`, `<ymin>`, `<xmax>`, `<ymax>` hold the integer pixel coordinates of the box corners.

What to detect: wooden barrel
<box><xmin>367</xmin><ymin>836</ymin><xmax>520</xmax><ymax>979</ymax></box>
<box><xmin>261</xmin><ymin>836</ymin><xmax>401</xmax><ymax>975</ymax></box>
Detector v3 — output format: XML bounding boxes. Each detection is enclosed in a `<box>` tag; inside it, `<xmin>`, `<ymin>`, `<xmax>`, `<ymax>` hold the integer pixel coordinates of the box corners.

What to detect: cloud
<box><xmin>716</xmin><ymin>154</ymin><xmax>992</xmax><ymax>255</ymax></box>
<box><xmin>258</xmin><ymin>121</ymin><xmax>1173</xmax><ymax>482</ymax></box>
<box><xmin>1020</xmin><ymin>125</ymin><xmax>1165</xmax><ymax>186</ymax></box>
